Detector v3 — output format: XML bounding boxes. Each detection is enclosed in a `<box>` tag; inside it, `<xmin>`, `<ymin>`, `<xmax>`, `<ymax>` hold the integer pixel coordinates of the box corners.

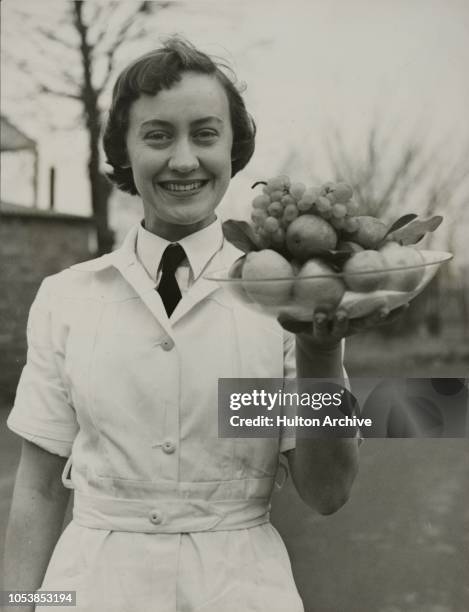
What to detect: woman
<box><xmin>4</xmin><ymin>37</ymin><xmax>391</xmax><ymax>611</ymax></box>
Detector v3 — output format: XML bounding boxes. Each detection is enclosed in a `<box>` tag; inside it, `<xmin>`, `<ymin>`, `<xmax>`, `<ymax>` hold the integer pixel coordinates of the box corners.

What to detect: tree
<box><xmin>324</xmin><ymin>125</ymin><xmax>469</xmax><ymax>232</ymax></box>
<box><xmin>323</xmin><ymin>123</ymin><xmax>469</xmax><ymax>338</ymax></box>
<box><xmin>2</xmin><ymin>0</ymin><xmax>173</xmax><ymax>254</ymax></box>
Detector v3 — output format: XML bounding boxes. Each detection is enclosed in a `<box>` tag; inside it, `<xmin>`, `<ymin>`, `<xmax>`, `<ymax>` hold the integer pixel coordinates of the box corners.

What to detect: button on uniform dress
<box><xmin>8</xmin><ymin>219</ymin><xmax>305</xmax><ymax>612</ymax></box>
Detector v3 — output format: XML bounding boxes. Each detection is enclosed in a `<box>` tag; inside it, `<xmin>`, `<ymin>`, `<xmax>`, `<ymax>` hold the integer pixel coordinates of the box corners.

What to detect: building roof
<box><xmin>1</xmin><ymin>115</ymin><xmax>36</xmax><ymax>152</ymax></box>
<box><xmin>0</xmin><ymin>200</ymin><xmax>93</xmax><ymax>223</ymax></box>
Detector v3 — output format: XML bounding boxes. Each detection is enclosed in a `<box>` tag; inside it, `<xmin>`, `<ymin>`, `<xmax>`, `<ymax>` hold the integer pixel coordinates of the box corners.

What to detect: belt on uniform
<box><xmin>72</xmin><ymin>490</ymin><xmax>271</xmax><ymax>533</ymax></box>
<box><xmin>62</xmin><ymin>456</ymin><xmax>275</xmax><ymax>533</ymax></box>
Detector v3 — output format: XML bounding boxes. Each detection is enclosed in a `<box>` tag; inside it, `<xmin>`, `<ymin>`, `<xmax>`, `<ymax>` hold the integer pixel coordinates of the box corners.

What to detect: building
<box><xmin>1</xmin><ymin>117</ymin><xmax>94</xmax><ymax>402</ymax></box>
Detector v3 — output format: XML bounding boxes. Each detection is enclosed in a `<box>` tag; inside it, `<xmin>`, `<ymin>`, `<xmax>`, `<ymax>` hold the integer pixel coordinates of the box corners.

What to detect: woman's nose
<box><xmin>168</xmin><ymin>139</ymin><xmax>200</xmax><ymax>173</ymax></box>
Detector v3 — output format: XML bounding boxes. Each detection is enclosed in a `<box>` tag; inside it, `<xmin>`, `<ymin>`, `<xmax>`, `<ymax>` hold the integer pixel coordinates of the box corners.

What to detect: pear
<box><xmin>379</xmin><ymin>242</ymin><xmax>425</xmax><ymax>291</ymax></box>
<box><xmin>293</xmin><ymin>259</ymin><xmax>345</xmax><ymax>314</ymax></box>
<box><xmin>286</xmin><ymin>214</ymin><xmax>337</xmax><ymax>262</ymax></box>
<box><xmin>343</xmin><ymin>250</ymin><xmax>387</xmax><ymax>292</ymax></box>
<box><xmin>348</xmin><ymin>216</ymin><xmax>388</xmax><ymax>249</ymax></box>
<box><xmin>242</xmin><ymin>249</ymin><xmax>294</xmax><ymax>306</ymax></box>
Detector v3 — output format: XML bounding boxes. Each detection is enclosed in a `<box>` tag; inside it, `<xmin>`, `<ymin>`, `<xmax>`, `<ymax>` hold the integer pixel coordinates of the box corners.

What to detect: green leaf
<box><xmin>387</xmin><ymin>215</ymin><xmax>443</xmax><ymax>245</ymax></box>
<box><xmin>222</xmin><ymin>220</ymin><xmax>261</xmax><ymax>253</ymax></box>
<box><xmin>385</xmin><ymin>213</ymin><xmax>418</xmax><ymax>237</ymax></box>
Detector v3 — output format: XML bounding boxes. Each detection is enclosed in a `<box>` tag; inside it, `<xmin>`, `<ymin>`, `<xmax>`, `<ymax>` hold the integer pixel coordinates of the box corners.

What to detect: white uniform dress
<box><xmin>8</xmin><ymin>219</ymin><xmax>304</xmax><ymax>612</ymax></box>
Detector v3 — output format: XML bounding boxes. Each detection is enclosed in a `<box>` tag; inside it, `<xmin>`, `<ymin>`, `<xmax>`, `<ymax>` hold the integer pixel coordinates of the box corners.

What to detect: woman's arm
<box><xmin>281</xmin><ymin>308</ymin><xmax>404</xmax><ymax>513</ymax></box>
<box><xmin>286</xmin><ymin>335</ymin><xmax>359</xmax><ymax>515</ymax></box>
<box><xmin>3</xmin><ymin>440</ymin><xmax>71</xmax><ymax>597</ymax></box>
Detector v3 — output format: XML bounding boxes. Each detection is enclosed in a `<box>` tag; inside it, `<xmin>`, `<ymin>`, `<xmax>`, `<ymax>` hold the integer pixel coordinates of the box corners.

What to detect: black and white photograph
<box><xmin>1</xmin><ymin>1</ymin><xmax>468</xmax><ymax>611</ymax></box>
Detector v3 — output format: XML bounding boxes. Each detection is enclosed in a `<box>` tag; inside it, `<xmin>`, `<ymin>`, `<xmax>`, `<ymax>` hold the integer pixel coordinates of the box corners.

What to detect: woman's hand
<box><xmin>278</xmin><ymin>304</ymin><xmax>409</xmax><ymax>351</ymax></box>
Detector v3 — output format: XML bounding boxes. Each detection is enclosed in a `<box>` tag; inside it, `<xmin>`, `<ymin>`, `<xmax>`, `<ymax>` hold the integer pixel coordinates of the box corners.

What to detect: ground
<box><xmin>272</xmin><ymin>439</ymin><xmax>469</xmax><ymax>612</ymax></box>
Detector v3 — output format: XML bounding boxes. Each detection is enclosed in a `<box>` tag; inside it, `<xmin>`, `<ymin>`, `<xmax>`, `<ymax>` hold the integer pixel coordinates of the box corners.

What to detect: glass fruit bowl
<box><xmin>204</xmin><ymin>250</ymin><xmax>453</xmax><ymax>320</ymax></box>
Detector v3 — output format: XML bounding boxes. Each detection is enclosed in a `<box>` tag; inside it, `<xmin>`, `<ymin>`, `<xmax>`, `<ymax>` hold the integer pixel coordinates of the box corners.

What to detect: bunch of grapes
<box><xmin>250</xmin><ymin>175</ymin><xmax>360</xmax><ymax>250</ymax></box>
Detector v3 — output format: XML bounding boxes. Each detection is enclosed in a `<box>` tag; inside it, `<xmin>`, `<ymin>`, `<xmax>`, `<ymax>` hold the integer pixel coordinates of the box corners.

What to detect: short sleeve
<box><xmin>7</xmin><ymin>278</ymin><xmax>79</xmax><ymax>457</ymax></box>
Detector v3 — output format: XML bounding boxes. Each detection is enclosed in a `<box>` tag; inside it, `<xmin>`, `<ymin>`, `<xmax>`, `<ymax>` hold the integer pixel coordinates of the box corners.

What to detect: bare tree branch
<box><xmin>424</xmin><ymin>163</ymin><xmax>469</xmax><ymax>218</ymax></box>
<box><xmin>90</xmin><ymin>1</ymin><xmax>121</xmax><ymax>49</ymax></box>
<box><xmin>91</xmin><ymin>0</ymin><xmax>120</xmax><ymax>27</ymax></box>
<box><xmin>101</xmin><ymin>1</ymin><xmax>147</xmax><ymax>55</ymax></box>
<box><xmin>97</xmin><ymin>26</ymin><xmax>148</xmax><ymax>94</ymax></box>
<box><xmin>36</xmin><ymin>26</ymin><xmax>78</xmax><ymax>51</ymax></box>
<box><xmin>37</xmin><ymin>83</ymin><xmax>82</xmax><ymax>100</ymax></box>
<box><xmin>326</xmin><ymin>129</ymin><xmax>357</xmax><ymax>183</ymax></box>
<box><xmin>325</xmin><ymin>123</ymin><xmax>469</xmax><ymax>223</ymax></box>
<box><xmin>3</xmin><ymin>52</ymin><xmax>81</xmax><ymax>101</ymax></box>
<box><xmin>27</xmin><ymin>35</ymin><xmax>82</xmax><ymax>90</ymax></box>
<box><xmin>377</xmin><ymin>147</ymin><xmax>416</xmax><ymax>215</ymax></box>
<box><xmin>8</xmin><ymin>24</ymin><xmax>82</xmax><ymax>91</ymax></box>
<box><xmin>6</xmin><ymin>7</ymin><xmax>35</xmax><ymax>24</ymax></box>
<box><xmin>95</xmin><ymin>1</ymin><xmax>165</xmax><ymax>94</ymax></box>
<box><xmin>3</xmin><ymin>0</ymin><xmax>168</xmax><ymax>254</ymax></box>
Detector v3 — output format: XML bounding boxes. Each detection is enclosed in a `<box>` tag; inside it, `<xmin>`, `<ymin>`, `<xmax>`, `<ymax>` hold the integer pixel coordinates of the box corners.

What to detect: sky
<box><xmin>1</xmin><ymin>0</ymin><xmax>469</xmax><ymax>255</ymax></box>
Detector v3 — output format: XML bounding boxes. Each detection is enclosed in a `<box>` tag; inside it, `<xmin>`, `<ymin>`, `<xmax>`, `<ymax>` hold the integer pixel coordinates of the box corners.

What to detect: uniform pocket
<box><xmin>246</xmin><ymin>524</ymin><xmax>304</xmax><ymax>612</ymax></box>
<box><xmin>233</xmin><ymin>438</ymin><xmax>280</xmax><ymax>481</ymax></box>
<box><xmin>41</xmin><ymin>522</ymin><xmax>114</xmax><ymax>612</ymax></box>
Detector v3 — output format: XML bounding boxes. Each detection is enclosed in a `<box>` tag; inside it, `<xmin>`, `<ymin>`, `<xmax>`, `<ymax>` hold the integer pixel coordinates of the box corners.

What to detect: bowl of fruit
<box><xmin>205</xmin><ymin>176</ymin><xmax>452</xmax><ymax>320</ymax></box>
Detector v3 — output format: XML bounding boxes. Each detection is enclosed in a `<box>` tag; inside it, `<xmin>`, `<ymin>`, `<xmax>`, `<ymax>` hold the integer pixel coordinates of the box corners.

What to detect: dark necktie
<box><xmin>157</xmin><ymin>244</ymin><xmax>186</xmax><ymax>317</ymax></box>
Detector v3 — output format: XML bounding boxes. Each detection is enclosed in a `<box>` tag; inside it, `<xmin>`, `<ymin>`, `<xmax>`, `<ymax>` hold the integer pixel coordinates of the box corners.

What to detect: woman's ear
<box><xmin>118</xmin><ymin>145</ymin><xmax>132</xmax><ymax>169</ymax></box>
<box><xmin>119</xmin><ymin>155</ymin><xmax>132</xmax><ymax>169</ymax></box>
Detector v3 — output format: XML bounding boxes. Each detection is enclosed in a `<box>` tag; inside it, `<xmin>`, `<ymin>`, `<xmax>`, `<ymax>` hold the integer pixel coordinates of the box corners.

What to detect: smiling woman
<box><xmin>101</xmin><ymin>38</ymin><xmax>257</xmax><ymax>241</ymax></box>
<box><xmin>103</xmin><ymin>37</ymin><xmax>256</xmax><ymax>194</ymax></box>
<box><xmin>124</xmin><ymin>72</ymin><xmax>234</xmax><ymax>238</ymax></box>
<box><xmin>4</xmin><ymin>35</ymin><xmax>360</xmax><ymax>612</ymax></box>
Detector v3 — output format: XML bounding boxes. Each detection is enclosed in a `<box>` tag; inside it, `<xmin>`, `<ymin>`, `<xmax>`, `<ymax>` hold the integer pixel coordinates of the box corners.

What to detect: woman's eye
<box><xmin>145</xmin><ymin>132</ymin><xmax>171</xmax><ymax>144</ymax></box>
<box><xmin>194</xmin><ymin>130</ymin><xmax>218</xmax><ymax>143</ymax></box>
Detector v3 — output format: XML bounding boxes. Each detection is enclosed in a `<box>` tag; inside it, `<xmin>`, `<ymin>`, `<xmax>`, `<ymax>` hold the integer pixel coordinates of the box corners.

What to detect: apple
<box><xmin>242</xmin><ymin>249</ymin><xmax>294</xmax><ymax>306</ymax></box>
<box><xmin>293</xmin><ymin>259</ymin><xmax>345</xmax><ymax>314</ymax></box>
<box><xmin>379</xmin><ymin>242</ymin><xmax>425</xmax><ymax>291</ymax></box>
<box><xmin>343</xmin><ymin>250</ymin><xmax>387</xmax><ymax>292</ymax></box>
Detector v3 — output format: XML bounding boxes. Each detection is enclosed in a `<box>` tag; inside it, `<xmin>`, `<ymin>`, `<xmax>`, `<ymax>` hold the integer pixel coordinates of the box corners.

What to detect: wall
<box><xmin>0</xmin><ymin>211</ymin><xmax>94</xmax><ymax>402</ymax></box>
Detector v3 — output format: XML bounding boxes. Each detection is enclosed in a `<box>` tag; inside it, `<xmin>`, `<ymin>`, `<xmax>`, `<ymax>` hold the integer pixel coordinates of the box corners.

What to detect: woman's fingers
<box><xmin>312</xmin><ymin>310</ymin><xmax>349</xmax><ymax>343</ymax></box>
<box><xmin>312</xmin><ymin>312</ymin><xmax>330</xmax><ymax>342</ymax></box>
<box><xmin>279</xmin><ymin>303</ymin><xmax>409</xmax><ymax>339</ymax></box>
<box><xmin>331</xmin><ymin>310</ymin><xmax>349</xmax><ymax>339</ymax></box>
<box><xmin>347</xmin><ymin>303</ymin><xmax>409</xmax><ymax>335</ymax></box>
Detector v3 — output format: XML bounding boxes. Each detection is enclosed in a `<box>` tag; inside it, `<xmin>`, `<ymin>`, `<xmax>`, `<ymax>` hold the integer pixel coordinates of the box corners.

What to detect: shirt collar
<box><xmin>69</xmin><ymin>218</ymin><xmax>241</xmax><ymax>276</ymax></box>
<box><xmin>136</xmin><ymin>218</ymin><xmax>224</xmax><ymax>282</ymax></box>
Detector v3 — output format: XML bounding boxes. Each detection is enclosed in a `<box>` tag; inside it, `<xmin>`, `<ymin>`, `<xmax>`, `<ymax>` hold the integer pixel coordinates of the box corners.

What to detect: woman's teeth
<box><xmin>161</xmin><ymin>181</ymin><xmax>206</xmax><ymax>192</ymax></box>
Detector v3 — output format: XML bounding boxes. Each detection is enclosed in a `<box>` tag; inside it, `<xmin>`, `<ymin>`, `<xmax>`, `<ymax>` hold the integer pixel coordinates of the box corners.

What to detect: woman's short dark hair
<box><xmin>102</xmin><ymin>36</ymin><xmax>256</xmax><ymax>194</ymax></box>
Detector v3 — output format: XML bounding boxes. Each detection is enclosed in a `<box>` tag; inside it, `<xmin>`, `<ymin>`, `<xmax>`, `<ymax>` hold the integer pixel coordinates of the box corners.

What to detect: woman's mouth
<box><xmin>158</xmin><ymin>180</ymin><xmax>209</xmax><ymax>194</ymax></box>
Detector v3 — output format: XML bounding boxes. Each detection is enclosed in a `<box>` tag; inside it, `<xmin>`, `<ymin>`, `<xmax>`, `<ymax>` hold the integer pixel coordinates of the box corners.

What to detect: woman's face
<box><xmin>125</xmin><ymin>71</ymin><xmax>233</xmax><ymax>240</ymax></box>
